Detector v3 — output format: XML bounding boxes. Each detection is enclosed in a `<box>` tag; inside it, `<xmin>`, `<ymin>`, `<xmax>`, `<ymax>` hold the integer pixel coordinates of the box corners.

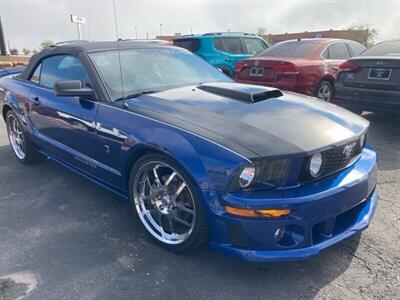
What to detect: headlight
<box><xmin>309</xmin><ymin>152</ymin><xmax>323</xmax><ymax>177</ymax></box>
<box><xmin>229</xmin><ymin>159</ymin><xmax>289</xmax><ymax>191</ymax></box>
<box><xmin>239</xmin><ymin>167</ymin><xmax>255</xmax><ymax>188</ymax></box>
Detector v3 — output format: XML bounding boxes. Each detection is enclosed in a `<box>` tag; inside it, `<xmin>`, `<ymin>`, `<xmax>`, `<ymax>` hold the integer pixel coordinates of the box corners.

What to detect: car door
<box><xmin>323</xmin><ymin>42</ymin><xmax>352</xmax><ymax>78</ymax></box>
<box><xmin>27</xmin><ymin>54</ymin><xmax>100</xmax><ymax>172</ymax></box>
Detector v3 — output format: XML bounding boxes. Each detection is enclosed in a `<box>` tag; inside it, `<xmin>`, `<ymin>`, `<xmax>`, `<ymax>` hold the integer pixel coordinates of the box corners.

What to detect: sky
<box><xmin>1</xmin><ymin>0</ymin><xmax>399</xmax><ymax>51</ymax></box>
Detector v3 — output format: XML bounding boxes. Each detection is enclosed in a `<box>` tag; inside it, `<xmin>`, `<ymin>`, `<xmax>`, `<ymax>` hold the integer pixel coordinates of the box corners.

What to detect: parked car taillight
<box><xmin>273</xmin><ymin>63</ymin><xmax>299</xmax><ymax>77</ymax></box>
<box><xmin>234</xmin><ymin>61</ymin><xmax>245</xmax><ymax>73</ymax></box>
<box><xmin>338</xmin><ymin>61</ymin><xmax>359</xmax><ymax>72</ymax></box>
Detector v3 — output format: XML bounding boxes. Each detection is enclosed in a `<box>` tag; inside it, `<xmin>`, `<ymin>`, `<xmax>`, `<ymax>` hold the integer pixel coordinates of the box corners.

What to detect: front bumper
<box><xmin>202</xmin><ymin>147</ymin><xmax>378</xmax><ymax>262</ymax></box>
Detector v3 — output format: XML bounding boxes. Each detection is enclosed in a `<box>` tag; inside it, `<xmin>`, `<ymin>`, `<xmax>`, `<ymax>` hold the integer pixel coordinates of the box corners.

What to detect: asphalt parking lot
<box><xmin>0</xmin><ymin>112</ymin><xmax>399</xmax><ymax>300</ymax></box>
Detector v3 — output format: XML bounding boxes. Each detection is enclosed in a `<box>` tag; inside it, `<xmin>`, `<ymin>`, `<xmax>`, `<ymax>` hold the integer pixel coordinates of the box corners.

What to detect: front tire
<box><xmin>5</xmin><ymin>110</ymin><xmax>38</xmax><ymax>164</ymax></box>
<box><xmin>129</xmin><ymin>153</ymin><xmax>208</xmax><ymax>252</ymax></box>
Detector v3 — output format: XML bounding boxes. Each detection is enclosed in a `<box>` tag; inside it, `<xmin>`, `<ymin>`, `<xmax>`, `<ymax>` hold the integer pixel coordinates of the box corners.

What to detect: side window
<box><xmin>327</xmin><ymin>43</ymin><xmax>351</xmax><ymax>60</ymax></box>
<box><xmin>214</xmin><ymin>37</ymin><xmax>245</xmax><ymax>54</ymax></box>
<box><xmin>242</xmin><ymin>38</ymin><xmax>267</xmax><ymax>55</ymax></box>
<box><xmin>40</xmin><ymin>55</ymin><xmax>90</xmax><ymax>89</ymax></box>
<box><xmin>30</xmin><ymin>64</ymin><xmax>41</xmax><ymax>84</ymax></box>
<box><xmin>348</xmin><ymin>43</ymin><xmax>366</xmax><ymax>57</ymax></box>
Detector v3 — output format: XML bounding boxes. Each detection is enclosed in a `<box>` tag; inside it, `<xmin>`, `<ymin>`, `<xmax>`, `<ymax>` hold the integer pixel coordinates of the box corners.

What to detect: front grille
<box><xmin>300</xmin><ymin>139</ymin><xmax>363</xmax><ymax>182</ymax></box>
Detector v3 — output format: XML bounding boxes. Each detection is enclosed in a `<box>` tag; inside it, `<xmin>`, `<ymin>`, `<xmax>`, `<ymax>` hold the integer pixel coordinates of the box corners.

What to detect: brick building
<box><xmin>264</xmin><ymin>29</ymin><xmax>369</xmax><ymax>45</ymax></box>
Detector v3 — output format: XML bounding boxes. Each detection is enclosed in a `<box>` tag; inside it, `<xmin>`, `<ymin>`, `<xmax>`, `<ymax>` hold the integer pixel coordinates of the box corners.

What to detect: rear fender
<box><xmin>1</xmin><ymin>77</ymin><xmax>33</xmax><ymax>129</ymax></box>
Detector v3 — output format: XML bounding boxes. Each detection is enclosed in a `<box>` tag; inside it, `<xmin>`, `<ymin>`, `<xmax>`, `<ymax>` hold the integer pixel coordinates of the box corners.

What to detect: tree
<box><xmin>22</xmin><ymin>48</ymin><xmax>31</xmax><ymax>55</ymax></box>
<box><xmin>256</xmin><ymin>26</ymin><xmax>268</xmax><ymax>36</ymax></box>
<box><xmin>346</xmin><ymin>23</ymin><xmax>378</xmax><ymax>47</ymax></box>
<box><xmin>40</xmin><ymin>40</ymin><xmax>54</xmax><ymax>49</ymax></box>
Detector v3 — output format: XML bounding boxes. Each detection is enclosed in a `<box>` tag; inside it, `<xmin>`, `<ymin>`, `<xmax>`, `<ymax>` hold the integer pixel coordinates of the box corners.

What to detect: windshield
<box><xmin>361</xmin><ymin>40</ymin><xmax>400</xmax><ymax>57</ymax></box>
<box><xmin>89</xmin><ymin>47</ymin><xmax>231</xmax><ymax>100</ymax></box>
<box><xmin>258</xmin><ymin>41</ymin><xmax>318</xmax><ymax>58</ymax></box>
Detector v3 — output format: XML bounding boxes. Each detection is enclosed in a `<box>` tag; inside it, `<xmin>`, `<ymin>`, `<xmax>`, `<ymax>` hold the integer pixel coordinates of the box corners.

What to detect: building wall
<box><xmin>264</xmin><ymin>29</ymin><xmax>369</xmax><ymax>45</ymax></box>
<box><xmin>0</xmin><ymin>55</ymin><xmax>29</xmax><ymax>67</ymax></box>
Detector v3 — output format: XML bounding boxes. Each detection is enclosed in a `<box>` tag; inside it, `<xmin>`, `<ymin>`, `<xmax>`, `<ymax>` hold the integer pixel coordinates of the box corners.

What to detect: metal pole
<box><xmin>135</xmin><ymin>26</ymin><xmax>137</xmax><ymax>39</ymax></box>
<box><xmin>0</xmin><ymin>13</ymin><xmax>6</xmax><ymax>55</ymax></box>
<box><xmin>77</xmin><ymin>23</ymin><xmax>82</xmax><ymax>40</ymax></box>
<box><xmin>160</xmin><ymin>24</ymin><xmax>162</xmax><ymax>38</ymax></box>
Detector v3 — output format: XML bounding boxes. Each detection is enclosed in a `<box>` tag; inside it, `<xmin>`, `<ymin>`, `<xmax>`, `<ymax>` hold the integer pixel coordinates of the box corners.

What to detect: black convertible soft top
<box><xmin>19</xmin><ymin>40</ymin><xmax>167</xmax><ymax>80</ymax></box>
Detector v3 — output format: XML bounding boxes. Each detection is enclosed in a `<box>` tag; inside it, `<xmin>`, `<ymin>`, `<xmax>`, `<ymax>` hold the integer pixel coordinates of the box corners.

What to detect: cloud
<box><xmin>1</xmin><ymin>0</ymin><xmax>399</xmax><ymax>50</ymax></box>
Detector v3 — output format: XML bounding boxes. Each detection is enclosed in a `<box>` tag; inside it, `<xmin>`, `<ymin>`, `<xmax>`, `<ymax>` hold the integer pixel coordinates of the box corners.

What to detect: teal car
<box><xmin>173</xmin><ymin>32</ymin><xmax>269</xmax><ymax>77</ymax></box>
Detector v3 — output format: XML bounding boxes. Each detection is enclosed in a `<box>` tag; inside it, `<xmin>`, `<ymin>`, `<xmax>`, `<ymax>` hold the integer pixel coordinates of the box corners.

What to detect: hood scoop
<box><xmin>197</xmin><ymin>82</ymin><xmax>283</xmax><ymax>103</ymax></box>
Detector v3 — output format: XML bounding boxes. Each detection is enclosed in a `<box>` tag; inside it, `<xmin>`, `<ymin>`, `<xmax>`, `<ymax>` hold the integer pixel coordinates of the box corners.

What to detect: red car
<box><xmin>234</xmin><ymin>38</ymin><xmax>366</xmax><ymax>101</ymax></box>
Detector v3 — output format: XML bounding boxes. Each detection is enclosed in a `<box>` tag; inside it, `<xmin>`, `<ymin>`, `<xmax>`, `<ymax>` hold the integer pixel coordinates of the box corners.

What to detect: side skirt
<box><xmin>36</xmin><ymin>149</ymin><xmax>129</xmax><ymax>200</ymax></box>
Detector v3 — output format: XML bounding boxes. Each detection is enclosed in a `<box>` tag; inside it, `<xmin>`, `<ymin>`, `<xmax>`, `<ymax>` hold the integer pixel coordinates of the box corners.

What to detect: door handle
<box><xmin>31</xmin><ymin>96</ymin><xmax>40</xmax><ymax>105</ymax></box>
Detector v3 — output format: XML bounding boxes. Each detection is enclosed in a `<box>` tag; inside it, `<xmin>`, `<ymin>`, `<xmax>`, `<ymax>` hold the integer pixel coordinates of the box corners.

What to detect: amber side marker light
<box><xmin>225</xmin><ymin>206</ymin><xmax>290</xmax><ymax>217</ymax></box>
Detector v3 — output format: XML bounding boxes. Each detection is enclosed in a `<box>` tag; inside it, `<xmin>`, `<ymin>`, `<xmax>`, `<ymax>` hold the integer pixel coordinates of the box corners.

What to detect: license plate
<box><xmin>250</xmin><ymin>67</ymin><xmax>264</xmax><ymax>76</ymax></box>
<box><xmin>368</xmin><ymin>68</ymin><xmax>392</xmax><ymax>80</ymax></box>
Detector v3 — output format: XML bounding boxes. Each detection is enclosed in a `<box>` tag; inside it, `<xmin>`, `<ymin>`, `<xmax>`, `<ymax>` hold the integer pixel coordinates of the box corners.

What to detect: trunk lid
<box><xmin>235</xmin><ymin>57</ymin><xmax>300</xmax><ymax>82</ymax></box>
<box><xmin>341</xmin><ymin>57</ymin><xmax>400</xmax><ymax>91</ymax></box>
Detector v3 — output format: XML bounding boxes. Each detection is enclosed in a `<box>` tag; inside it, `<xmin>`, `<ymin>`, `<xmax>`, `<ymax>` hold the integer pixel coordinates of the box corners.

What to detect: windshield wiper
<box><xmin>114</xmin><ymin>90</ymin><xmax>159</xmax><ymax>102</ymax></box>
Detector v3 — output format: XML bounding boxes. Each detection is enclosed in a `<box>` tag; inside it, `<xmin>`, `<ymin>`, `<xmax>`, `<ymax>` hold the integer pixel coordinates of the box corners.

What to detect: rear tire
<box><xmin>316</xmin><ymin>80</ymin><xmax>334</xmax><ymax>102</ymax></box>
<box><xmin>129</xmin><ymin>153</ymin><xmax>208</xmax><ymax>253</ymax></box>
<box><xmin>5</xmin><ymin>110</ymin><xmax>39</xmax><ymax>164</ymax></box>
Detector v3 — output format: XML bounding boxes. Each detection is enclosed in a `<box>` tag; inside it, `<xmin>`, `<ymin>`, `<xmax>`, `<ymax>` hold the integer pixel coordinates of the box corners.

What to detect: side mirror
<box><xmin>54</xmin><ymin>80</ymin><xmax>94</xmax><ymax>98</ymax></box>
<box><xmin>217</xmin><ymin>67</ymin><xmax>223</xmax><ymax>73</ymax></box>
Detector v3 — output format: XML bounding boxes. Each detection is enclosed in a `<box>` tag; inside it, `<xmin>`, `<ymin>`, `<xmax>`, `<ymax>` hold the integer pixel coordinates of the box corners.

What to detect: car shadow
<box><xmin>0</xmin><ymin>143</ymin><xmax>363</xmax><ymax>299</ymax></box>
<box><xmin>362</xmin><ymin>112</ymin><xmax>400</xmax><ymax>171</ymax></box>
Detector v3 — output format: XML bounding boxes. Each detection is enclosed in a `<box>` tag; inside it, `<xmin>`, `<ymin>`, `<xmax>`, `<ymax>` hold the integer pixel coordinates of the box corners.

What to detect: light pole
<box><xmin>159</xmin><ymin>24</ymin><xmax>162</xmax><ymax>38</ymax></box>
<box><xmin>135</xmin><ymin>26</ymin><xmax>138</xmax><ymax>39</ymax></box>
<box><xmin>0</xmin><ymin>13</ymin><xmax>6</xmax><ymax>55</ymax></box>
<box><xmin>0</xmin><ymin>8</ymin><xmax>7</xmax><ymax>55</ymax></box>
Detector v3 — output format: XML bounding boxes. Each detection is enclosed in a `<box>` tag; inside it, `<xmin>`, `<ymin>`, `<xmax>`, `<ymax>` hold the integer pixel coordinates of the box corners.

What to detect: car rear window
<box><xmin>361</xmin><ymin>40</ymin><xmax>400</xmax><ymax>57</ymax></box>
<box><xmin>258</xmin><ymin>41</ymin><xmax>318</xmax><ymax>58</ymax></box>
<box><xmin>173</xmin><ymin>39</ymin><xmax>200</xmax><ymax>52</ymax></box>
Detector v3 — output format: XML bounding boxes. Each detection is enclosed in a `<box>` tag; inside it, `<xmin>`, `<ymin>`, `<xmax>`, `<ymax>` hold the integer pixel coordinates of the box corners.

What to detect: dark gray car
<box><xmin>333</xmin><ymin>40</ymin><xmax>400</xmax><ymax>113</ymax></box>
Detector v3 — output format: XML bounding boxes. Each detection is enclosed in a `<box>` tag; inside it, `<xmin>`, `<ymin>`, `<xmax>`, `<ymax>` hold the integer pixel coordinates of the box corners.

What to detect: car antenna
<box><xmin>112</xmin><ymin>0</ymin><xmax>128</xmax><ymax>109</ymax></box>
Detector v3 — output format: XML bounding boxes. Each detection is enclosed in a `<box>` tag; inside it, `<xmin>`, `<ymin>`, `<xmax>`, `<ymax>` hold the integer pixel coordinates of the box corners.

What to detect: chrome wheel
<box><xmin>317</xmin><ymin>82</ymin><xmax>332</xmax><ymax>102</ymax></box>
<box><xmin>133</xmin><ymin>161</ymin><xmax>196</xmax><ymax>245</ymax></box>
<box><xmin>7</xmin><ymin>114</ymin><xmax>26</xmax><ymax>160</ymax></box>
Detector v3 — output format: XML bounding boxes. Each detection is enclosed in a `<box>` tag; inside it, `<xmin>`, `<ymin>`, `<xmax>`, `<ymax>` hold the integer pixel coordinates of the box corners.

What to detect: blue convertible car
<box><xmin>0</xmin><ymin>41</ymin><xmax>377</xmax><ymax>262</ymax></box>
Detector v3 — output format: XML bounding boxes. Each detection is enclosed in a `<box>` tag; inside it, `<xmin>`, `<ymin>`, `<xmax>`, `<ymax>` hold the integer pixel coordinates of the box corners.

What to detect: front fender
<box><xmin>122</xmin><ymin>124</ymin><xmax>247</xmax><ymax>192</ymax></box>
<box><xmin>96</xmin><ymin>103</ymin><xmax>248</xmax><ymax>193</ymax></box>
